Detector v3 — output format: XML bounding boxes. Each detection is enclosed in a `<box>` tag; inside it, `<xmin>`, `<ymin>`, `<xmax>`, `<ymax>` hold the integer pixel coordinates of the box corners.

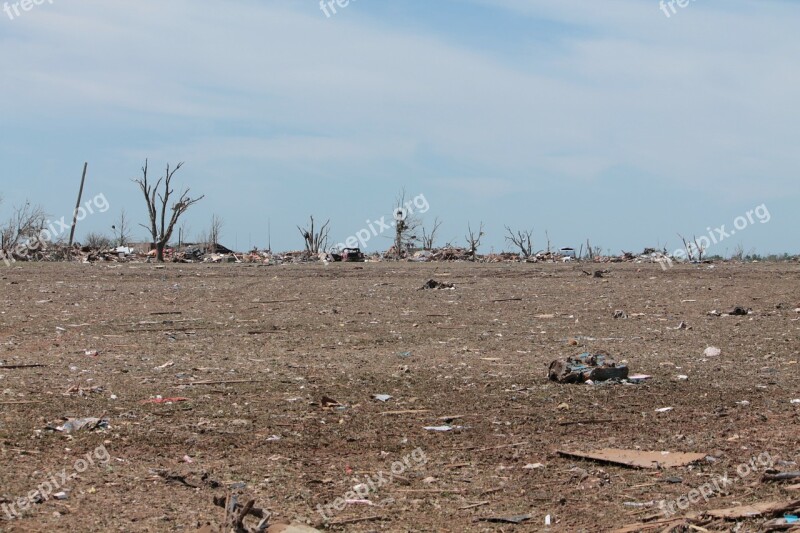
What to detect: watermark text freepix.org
<box><xmin>3</xmin><ymin>0</ymin><xmax>54</xmax><ymax>21</ymax></box>
<box><xmin>316</xmin><ymin>447</ymin><xmax>427</xmax><ymax>521</ymax></box>
<box><xmin>320</xmin><ymin>0</ymin><xmax>356</xmax><ymax>18</ymax></box>
<box><xmin>660</xmin><ymin>0</ymin><xmax>698</xmax><ymax>19</ymax></box>
<box><xmin>659</xmin><ymin>451</ymin><xmax>773</xmax><ymax>516</ymax></box>
<box><xmin>334</xmin><ymin>192</ymin><xmax>429</xmax><ymax>251</ymax></box>
<box><xmin>657</xmin><ymin>203</ymin><xmax>770</xmax><ymax>270</ymax></box>
<box><xmin>1</xmin><ymin>192</ymin><xmax>110</xmax><ymax>267</ymax></box>
<box><xmin>2</xmin><ymin>444</ymin><xmax>110</xmax><ymax>519</ymax></box>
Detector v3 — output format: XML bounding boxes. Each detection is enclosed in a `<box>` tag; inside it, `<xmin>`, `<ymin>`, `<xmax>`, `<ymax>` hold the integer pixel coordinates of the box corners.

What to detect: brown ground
<box><xmin>0</xmin><ymin>262</ymin><xmax>798</xmax><ymax>532</ymax></box>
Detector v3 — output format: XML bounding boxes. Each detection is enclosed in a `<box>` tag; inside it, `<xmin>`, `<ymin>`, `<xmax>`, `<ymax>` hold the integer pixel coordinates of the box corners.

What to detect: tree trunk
<box><xmin>157</xmin><ymin>241</ymin><xmax>165</xmax><ymax>262</ymax></box>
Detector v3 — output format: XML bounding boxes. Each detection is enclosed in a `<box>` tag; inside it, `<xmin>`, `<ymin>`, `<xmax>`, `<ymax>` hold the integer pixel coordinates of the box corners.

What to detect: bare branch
<box><xmin>677</xmin><ymin>233</ymin><xmax>695</xmax><ymax>262</ymax></box>
<box><xmin>421</xmin><ymin>217</ymin><xmax>442</xmax><ymax>250</ymax></box>
<box><xmin>297</xmin><ymin>216</ymin><xmax>330</xmax><ymax>254</ymax></box>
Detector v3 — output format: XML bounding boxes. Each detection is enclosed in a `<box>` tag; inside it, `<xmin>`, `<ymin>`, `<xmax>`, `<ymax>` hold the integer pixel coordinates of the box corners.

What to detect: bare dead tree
<box><xmin>297</xmin><ymin>216</ymin><xmax>330</xmax><ymax>254</ymax></box>
<box><xmin>545</xmin><ymin>230</ymin><xmax>551</xmax><ymax>253</ymax></box>
<box><xmin>678</xmin><ymin>233</ymin><xmax>695</xmax><ymax>261</ymax></box>
<box><xmin>693</xmin><ymin>235</ymin><xmax>706</xmax><ymax>262</ymax></box>
<box><xmin>392</xmin><ymin>189</ymin><xmax>420</xmax><ymax>258</ymax></box>
<box><xmin>133</xmin><ymin>160</ymin><xmax>204</xmax><ymax>262</ymax></box>
<box><xmin>465</xmin><ymin>222</ymin><xmax>485</xmax><ymax>261</ymax></box>
<box><xmin>177</xmin><ymin>219</ymin><xmax>191</xmax><ymax>249</ymax></box>
<box><xmin>0</xmin><ymin>200</ymin><xmax>48</xmax><ymax>255</ymax></box>
<box><xmin>504</xmin><ymin>226</ymin><xmax>534</xmax><ymax>258</ymax></box>
<box><xmin>111</xmin><ymin>209</ymin><xmax>132</xmax><ymax>247</ymax></box>
<box><xmin>207</xmin><ymin>213</ymin><xmax>224</xmax><ymax>253</ymax></box>
<box><xmin>84</xmin><ymin>232</ymin><xmax>112</xmax><ymax>249</ymax></box>
<box><xmin>421</xmin><ymin>216</ymin><xmax>442</xmax><ymax>250</ymax></box>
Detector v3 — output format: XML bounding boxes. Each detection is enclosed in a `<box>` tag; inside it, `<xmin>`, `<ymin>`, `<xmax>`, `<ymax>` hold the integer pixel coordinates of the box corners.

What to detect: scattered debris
<box><xmin>622</xmin><ymin>501</ymin><xmax>656</xmax><ymax>508</ymax></box>
<box><xmin>548</xmin><ymin>352</ymin><xmax>629</xmax><ymax>384</ymax></box>
<box><xmin>582</xmin><ymin>270</ymin><xmax>607</xmax><ymax>278</ymax></box>
<box><xmin>419</xmin><ymin>279</ymin><xmax>455</xmax><ymax>290</ymax></box>
<box><xmin>372</xmin><ymin>394</ymin><xmax>392</xmax><ymax>402</ymax></box>
<box><xmin>763</xmin><ymin>472</ymin><xmax>800</xmax><ymax>482</ymax></box>
<box><xmin>54</xmin><ymin>417</ymin><xmax>109</xmax><ymax>434</ymax></box>
<box><xmin>424</xmin><ymin>425</ymin><xmax>463</xmax><ymax>432</ymax></box>
<box><xmin>709</xmin><ymin>306</ymin><xmax>752</xmax><ymax>317</ymax></box>
<box><xmin>141</xmin><ymin>397</ymin><xmax>190</xmax><ymax>404</ymax></box>
<box><xmin>557</xmin><ymin>448</ymin><xmax>706</xmax><ymax>469</ymax></box>
<box><xmin>478</xmin><ymin>514</ymin><xmax>532</xmax><ymax>524</ymax></box>
<box><xmin>613</xmin><ymin>310</ymin><xmax>628</xmax><ymax>319</ymax></box>
<box><xmin>320</xmin><ymin>396</ymin><xmax>341</xmax><ymax>408</ymax></box>
<box><xmin>703</xmin><ymin>346</ymin><xmax>722</xmax><ymax>357</ymax></box>
<box><xmin>211</xmin><ymin>493</ymin><xmax>273</xmax><ymax>532</ymax></box>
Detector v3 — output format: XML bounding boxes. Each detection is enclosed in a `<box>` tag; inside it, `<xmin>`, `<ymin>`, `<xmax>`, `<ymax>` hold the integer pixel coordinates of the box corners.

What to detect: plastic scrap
<box><xmin>57</xmin><ymin>417</ymin><xmax>109</xmax><ymax>434</ymax></box>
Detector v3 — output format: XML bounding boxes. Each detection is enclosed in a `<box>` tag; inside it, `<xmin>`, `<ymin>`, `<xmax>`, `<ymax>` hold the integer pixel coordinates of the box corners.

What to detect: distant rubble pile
<box><xmin>3</xmin><ymin>242</ymin><xmax>795</xmax><ymax>266</ymax></box>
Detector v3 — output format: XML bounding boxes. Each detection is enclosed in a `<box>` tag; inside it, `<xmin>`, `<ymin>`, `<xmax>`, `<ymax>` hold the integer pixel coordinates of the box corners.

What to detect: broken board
<box><xmin>557</xmin><ymin>448</ymin><xmax>706</xmax><ymax>469</ymax></box>
<box><xmin>705</xmin><ymin>499</ymin><xmax>800</xmax><ymax>519</ymax></box>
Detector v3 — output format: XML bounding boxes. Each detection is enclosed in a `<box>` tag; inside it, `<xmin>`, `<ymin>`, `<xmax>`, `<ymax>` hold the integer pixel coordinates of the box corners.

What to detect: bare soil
<box><xmin>0</xmin><ymin>262</ymin><xmax>798</xmax><ymax>532</ymax></box>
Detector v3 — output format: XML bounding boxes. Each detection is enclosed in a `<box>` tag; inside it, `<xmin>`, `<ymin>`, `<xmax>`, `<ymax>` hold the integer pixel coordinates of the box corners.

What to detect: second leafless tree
<box><xmin>133</xmin><ymin>160</ymin><xmax>204</xmax><ymax>262</ymax></box>
<box><xmin>111</xmin><ymin>209</ymin><xmax>132</xmax><ymax>247</ymax></box>
<box><xmin>297</xmin><ymin>216</ymin><xmax>330</xmax><ymax>254</ymax></box>
<box><xmin>392</xmin><ymin>189</ymin><xmax>420</xmax><ymax>258</ymax></box>
<box><xmin>421</xmin><ymin>216</ymin><xmax>442</xmax><ymax>250</ymax></box>
<box><xmin>207</xmin><ymin>214</ymin><xmax>224</xmax><ymax>253</ymax></box>
<box><xmin>465</xmin><ymin>222</ymin><xmax>485</xmax><ymax>261</ymax></box>
<box><xmin>0</xmin><ymin>199</ymin><xmax>48</xmax><ymax>255</ymax></box>
<box><xmin>504</xmin><ymin>226</ymin><xmax>534</xmax><ymax>259</ymax></box>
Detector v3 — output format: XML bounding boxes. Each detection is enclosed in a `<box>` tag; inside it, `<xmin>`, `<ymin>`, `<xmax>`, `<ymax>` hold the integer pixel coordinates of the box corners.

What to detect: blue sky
<box><xmin>1</xmin><ymin>0</ymin><xmax>798</xmax><ymax>255</ymax></box>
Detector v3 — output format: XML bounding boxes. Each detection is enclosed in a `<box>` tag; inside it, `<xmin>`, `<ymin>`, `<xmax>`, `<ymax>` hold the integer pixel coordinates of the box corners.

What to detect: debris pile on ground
<box><xmin>419</xmin><ymin>279</ymin><xmax>455</xmax><ymax>290</ymax></box>
<box><xmin>548</xmin><ymin>352</ymin><xmax>630</xmax><ymax>383</ymax></box>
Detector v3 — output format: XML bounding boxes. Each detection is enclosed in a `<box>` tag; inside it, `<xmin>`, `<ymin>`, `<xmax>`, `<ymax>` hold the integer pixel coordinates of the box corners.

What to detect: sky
<box><xmin>1</xmin><ymin>0</ymin><xmax>798</xmax><ymax>256</ymax></box>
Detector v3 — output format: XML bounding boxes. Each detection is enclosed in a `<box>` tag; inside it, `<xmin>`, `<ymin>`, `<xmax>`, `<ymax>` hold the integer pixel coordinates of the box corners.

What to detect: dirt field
<box><xmin>0</xmin><ymin>261</ymin><xmax>798</xmax><ymax>532</ymax></box>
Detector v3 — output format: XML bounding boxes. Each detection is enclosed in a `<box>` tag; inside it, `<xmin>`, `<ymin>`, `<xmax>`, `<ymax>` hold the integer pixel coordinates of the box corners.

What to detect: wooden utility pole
<box><xmin>68</xmin><ymin>162</ymin><xmax>88</xmax><ymax>251</ymax></box>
